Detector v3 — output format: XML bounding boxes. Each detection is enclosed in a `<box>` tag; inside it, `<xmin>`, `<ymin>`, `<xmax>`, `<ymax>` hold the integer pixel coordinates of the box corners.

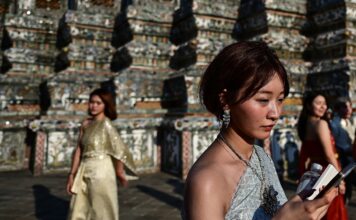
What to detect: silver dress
<box><xmin>224</xmin><ymin>146</ymin><xmax>287</xmax><ymax>220</ymax></box>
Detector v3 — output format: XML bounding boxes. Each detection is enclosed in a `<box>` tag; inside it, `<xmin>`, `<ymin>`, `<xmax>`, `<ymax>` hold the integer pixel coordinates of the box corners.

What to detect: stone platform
<box><xmin>0</xmin><ymin>171</ymin><xmax>355</xmax><ymax>220</ymax></box>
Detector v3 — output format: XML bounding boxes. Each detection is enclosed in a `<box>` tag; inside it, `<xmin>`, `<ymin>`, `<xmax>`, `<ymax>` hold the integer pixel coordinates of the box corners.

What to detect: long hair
<box><xmin>297</xmin><ymin>92</ymin><xmax>328</xmax><ymax>141</ymax></box>
<box><xmin>89</xmin><ymin>88</ymin><xmax>117</xmax><ymax>120</ymax></box>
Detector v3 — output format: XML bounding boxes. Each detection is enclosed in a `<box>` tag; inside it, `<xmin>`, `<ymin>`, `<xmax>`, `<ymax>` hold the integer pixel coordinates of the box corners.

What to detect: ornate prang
<box><xmin>0</xmin><ymin>0</ymin><xmax>355</xmax><ymax>179</ymax></box>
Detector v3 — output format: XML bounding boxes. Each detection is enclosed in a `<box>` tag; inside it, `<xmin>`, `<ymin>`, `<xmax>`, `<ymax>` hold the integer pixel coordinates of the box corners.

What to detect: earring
<box><xmin>222</xmin><ymin>109</ymin><xmax>230</xmax><ymax>128</ymax></box>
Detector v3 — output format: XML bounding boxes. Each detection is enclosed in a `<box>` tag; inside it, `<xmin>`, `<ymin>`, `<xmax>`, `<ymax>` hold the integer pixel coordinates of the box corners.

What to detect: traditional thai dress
<box><xmin>67</xmin><ymin>117</ymin><xmax>136</xmax><ymax>220</ymax></box>
<box><xmin>224</xmin><ymin>146</ymin><xmax>287</xmax><ymax>220</ymax></box>
<box><xmin>298</xmin><ymin>132</ymin><xmax>348</xmax><ymax>220</ymax></box>
<box><xmin>182</xmin><ymin>146</ymin><xmax>287</xmax><ymax>220</ymax></box>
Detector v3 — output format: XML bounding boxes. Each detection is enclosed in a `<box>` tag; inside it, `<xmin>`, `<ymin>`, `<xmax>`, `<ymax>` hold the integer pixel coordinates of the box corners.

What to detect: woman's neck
<box><xmin>309</xmin><ymin>115</ymin><xmax>321</xmax><ymax>122</ymax></box>
<box><xmin>93</xmin><ymin>114</ymin><xmax>105</xmax><ymax>121</ymax></box>
<box><xmin>221</xmin><ymin>128</ymin><xmax>254</xmax><ymax>160</ymax></box>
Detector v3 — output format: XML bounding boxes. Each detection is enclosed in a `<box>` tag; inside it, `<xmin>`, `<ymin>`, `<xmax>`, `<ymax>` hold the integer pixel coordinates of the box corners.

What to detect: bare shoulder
<box><xmin>186</xmin><ymin>163</ymin><xmax>223</xmax><ymax>190</ymax></box>
<box><xmin>81</xmin><ymin>118</ymin><xmax>92</xmax><ymax>129</ymax></box>
<box><xmin>315</xmin><ymin>120</ymin><xmax>329</xmax><ymax>132</ymax></box>
<box><xmin>184</xmin><ymin>162</ymin><xmax>227</xmax><ymax>218</ymax></box>
<box><xmin>183</xmin><ymin>143</ymin><xmax>244</xmax><ymax>219</ymax></box>
<box><xmin>316</xmin><ymin>119</ymin><xmax>328</xmax><ymax>126</ymax></box>
<box><xmin>186</xmin><ymin>143</ymin><xmax>232</xmax><ymax>190</ymax></box>
<box><xmin>185</xmin><ymin>161</ymin><xmax>228</xmax><ymax>205</ymax></box>
<box><xmin>185</xmin><ymin>143</ymin><xmax>242</xmax><ymax>196</ymax></box>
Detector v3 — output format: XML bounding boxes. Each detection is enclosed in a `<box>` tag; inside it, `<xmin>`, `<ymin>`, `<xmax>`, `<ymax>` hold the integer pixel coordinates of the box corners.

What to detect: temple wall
<box><xmin>0</xmin><ymin>0</ymin><xmax>355</xmax><ymax>178</ymax></box>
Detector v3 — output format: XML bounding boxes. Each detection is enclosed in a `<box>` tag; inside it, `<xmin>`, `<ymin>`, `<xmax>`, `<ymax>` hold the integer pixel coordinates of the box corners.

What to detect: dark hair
<box><xmin>334</xmin><ymin>96</ymin><xmax>351</xmax><ymax>112</ymax></box>
<box><xmin>297</xmin><ymin>92</ymin><xmax>328</xmax><ymax>141</ymax></box>
<box><xmin>89</xmin><ymin>88</ymin><xmax>117</xmax><ymax>120</ymax></box>
<box><xmin>199</xmin><ymin>41</ymin><xmax>289</xmax><ymax>120</ymax></box>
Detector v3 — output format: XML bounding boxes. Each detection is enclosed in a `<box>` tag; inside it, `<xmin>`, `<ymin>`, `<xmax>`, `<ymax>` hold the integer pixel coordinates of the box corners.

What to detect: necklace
<box><xmin>218</xmin><ymin>134</ymin><xmax>263</xmax><ymax>181</ymax></box>
<box><xmin>218</xmin><ymin>133</ymin><xmax>280</xmax><ymax>217</ymax></box>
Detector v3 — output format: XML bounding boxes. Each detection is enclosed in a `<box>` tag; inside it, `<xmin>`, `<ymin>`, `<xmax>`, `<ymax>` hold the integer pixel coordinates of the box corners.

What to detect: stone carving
<box><xmin>193</xmin><ymin>0</ymin><xmax>239</xmax><ymax>18</ymax></box>
<box><xmin>161</xmin><ymin>129</ymin><xmax>181</xmax><ymax>175</ymax></box>
<box><xmin>18</xmin><ymin>0</ymin><xmax>34</xmax><ymax>10</ymax></box>
<box><xmin>120</xmin><ymin>129</ymin><xmax>157</xmax><ymax>172</ymax></box>
<box><xmin>192</xmin><ymin>130</ymin><xmax>219</xmax><ymax>163</ymax></box>
<box><xmin>0</xmin><ymin>91</ymin><xmax>6</xmax><ymax>110</ymax></box>
<box><xmin>265</xmin><ymin>0</ymin><xmax>306</xmax><ymax>14</ymax></box>
<box><xmin>127</xmin><ymin>1</ymin><xmax>174</xmax><ymax>22</ymax></box>
<box><xmin>114</xmin><ymin>70</ymin><xmax>164</xmax><ymax>110</ymax></box>
<box><xmin>0</xmin><ymin>130</ymin><xmax>26</xmax><ymax>171</ymax></box>
<box><xmin>47</xmin><ymin>131</ymin><xmax>73</xmax><ymax>168</ymax></box>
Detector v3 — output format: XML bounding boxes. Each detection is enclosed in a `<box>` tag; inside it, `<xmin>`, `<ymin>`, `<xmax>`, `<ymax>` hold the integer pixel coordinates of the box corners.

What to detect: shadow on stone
<box><xmin>136</xmin><ymin>184</ymin><xmax>182</xmax><ymax>209</ymax></box>
<box><xmin>166</xmin><ymin>178</ymin><xmax>184</xmax><ymax>196</ymax></box>
<box><xmin>32</xmin><ymin>184</ymin><xmax>69</xmax><ymax>220</ymax></box>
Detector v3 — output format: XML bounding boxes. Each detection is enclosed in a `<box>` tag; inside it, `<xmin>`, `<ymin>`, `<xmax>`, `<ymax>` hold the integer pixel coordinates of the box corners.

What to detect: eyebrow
<box><xmin>256</xmin><ymin>90</ymin><xmax>284</xmax><ymax>95</ymax></box>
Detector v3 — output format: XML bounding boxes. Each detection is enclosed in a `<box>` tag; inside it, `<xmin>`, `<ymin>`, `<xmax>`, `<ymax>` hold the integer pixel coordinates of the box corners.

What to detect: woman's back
<box><xmin>304</xmin><ymin>119</ymin><xmax>320</xmax><ymax>141</ymax></box>
<box><xmin>300</xmin><ymin>120</ymin><xmax>332</xmax><ymax>172</ymax></box>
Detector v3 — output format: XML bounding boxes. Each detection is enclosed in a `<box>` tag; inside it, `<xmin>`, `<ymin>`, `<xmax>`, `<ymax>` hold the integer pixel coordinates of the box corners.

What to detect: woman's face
<box><xmin>341</xmin><ymin>101</ymin><xmax>352</xmax><ymax>119</ymax></box>
<box><xmin>229</xmin><ymin>74</ymin><xmax>285</xmax><ymax>141</ymax></box>
<box><xmin>311</xmin><ymin>95</ymin><xmax>327</xmax><ymax>118</ymax></box>
<box><xmin>89</xmin><ymin>95</ymin><xmax>105</xmax><ymax>118</ymax></box>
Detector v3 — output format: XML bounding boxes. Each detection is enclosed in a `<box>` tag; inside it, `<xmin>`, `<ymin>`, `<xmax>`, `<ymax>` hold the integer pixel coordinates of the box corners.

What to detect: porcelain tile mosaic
<box><xmin>0</xmin><ymin>0</ymin><xmax>356</xmax><ymax>178</ymax></box>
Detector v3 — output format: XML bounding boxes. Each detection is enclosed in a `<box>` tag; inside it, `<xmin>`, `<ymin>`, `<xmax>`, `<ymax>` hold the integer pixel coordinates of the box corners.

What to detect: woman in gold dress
<box><xmin>66</xmin><ymin>88</ymin><xmax>136</xmax><ymax>220</ymax></box>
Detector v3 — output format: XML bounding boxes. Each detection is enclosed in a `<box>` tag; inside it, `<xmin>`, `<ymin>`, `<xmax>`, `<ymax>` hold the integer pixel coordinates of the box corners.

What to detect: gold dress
<box><xmin>68</xmin><ymin>117</ymin><xmax>136</xmax><ymax>220</ymax></box>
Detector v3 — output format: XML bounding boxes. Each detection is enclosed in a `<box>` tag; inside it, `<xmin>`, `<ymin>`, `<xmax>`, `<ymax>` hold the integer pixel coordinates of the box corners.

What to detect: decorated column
<box><xmin>161</xmin><ymin>0</ymin><xmax>239</xmax><ymax>178</ymax></box>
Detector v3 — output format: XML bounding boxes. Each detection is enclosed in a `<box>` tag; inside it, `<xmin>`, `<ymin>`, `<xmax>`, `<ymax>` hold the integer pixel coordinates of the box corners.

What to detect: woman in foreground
<box><xmin>183</xmin><ymin>41</ymin><xmax>338</xmax><ymax>220</ymax></box>
<box><xmin>66</xmin><ymin>88</ymin><xmax>136</xmax><ymax>220</ymax></box>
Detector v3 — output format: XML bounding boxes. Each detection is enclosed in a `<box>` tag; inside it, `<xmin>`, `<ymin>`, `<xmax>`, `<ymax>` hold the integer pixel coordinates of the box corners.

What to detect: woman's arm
<box><xmin>316</xmin><ymin>120</ymin><xmax>340</xmax><ymax>170</ymax></box>
<box><xmin>184</xmin><ymin>170</ymin><xmax>225</xmax><ymax>220</ymax></box>
<box><xmin>66</xmin><ymin>122</ymin><xmax>85</xmax><ymax>195</ymax></box>
<box><xmin>316</xmin><ymin>120</ymin><xmax>346</xmax><ymax>194</ymax></box>
<box><xmin>114</xmin><ymin>159</ymin><xmax>128</xmax><ymax>187</ymax></box>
